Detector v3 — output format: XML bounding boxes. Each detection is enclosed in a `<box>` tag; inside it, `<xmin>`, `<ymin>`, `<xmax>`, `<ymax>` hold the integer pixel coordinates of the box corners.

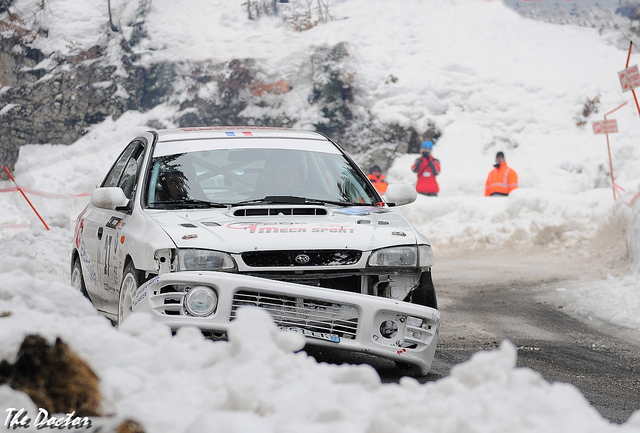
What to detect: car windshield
<box><xmin>145</xmin><ymin>145</ymin><xmax>380</xmax><ymax>208</ymax></box>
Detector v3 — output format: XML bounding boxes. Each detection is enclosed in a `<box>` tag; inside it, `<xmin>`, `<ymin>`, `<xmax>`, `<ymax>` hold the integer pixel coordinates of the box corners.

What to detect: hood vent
<box><xmin>233</xmin><ymin>207</ymin><xmax>328</xmax><ymax>217</ymax></box>
<box><xmin>201</xmin><ymin>221</ymin><xmax>221</xmax><ymax>227</ymax></box>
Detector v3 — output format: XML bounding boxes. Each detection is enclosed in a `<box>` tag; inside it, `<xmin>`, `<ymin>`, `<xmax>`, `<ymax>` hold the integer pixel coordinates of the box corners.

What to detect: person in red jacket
<box><xmin>485</xmin><ymin>151</ymin><xmax>518</xmax><ymax>196</ymax></box>
<box><xmin>367</xmin><ymin>165</ymin><xmax>388</xmax><ymax>194</ymax></box>
<box><xmin>411</xmin><ymin>141</ymin><xmax>440</xmax><ymax>196</ymax></box>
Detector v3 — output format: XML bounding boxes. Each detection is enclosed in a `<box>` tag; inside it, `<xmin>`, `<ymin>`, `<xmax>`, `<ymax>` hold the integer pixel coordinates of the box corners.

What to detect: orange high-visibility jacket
<box><xmin>485</xmin><ymin>161</ymin><xmax>518</xmax><ymax>196</ymax></box>
<box><xmin>367</xmin><ymin>173</ymin><xmax>388</xmax><ymax>194</ymax></box>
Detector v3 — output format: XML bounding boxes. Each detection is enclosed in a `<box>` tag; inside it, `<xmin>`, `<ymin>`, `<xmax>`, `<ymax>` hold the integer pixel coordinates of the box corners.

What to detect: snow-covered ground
<box><xmin>2</xmin><ymin>0</ymin><xmax>640</xmax><ymax>431</ymax></box>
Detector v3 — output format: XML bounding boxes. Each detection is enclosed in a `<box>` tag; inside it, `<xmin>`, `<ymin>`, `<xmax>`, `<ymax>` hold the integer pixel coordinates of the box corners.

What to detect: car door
<box><xmin>82</xmin><ymin>140</ymin><xmax>146</xmax><ymax>313</ymax></box>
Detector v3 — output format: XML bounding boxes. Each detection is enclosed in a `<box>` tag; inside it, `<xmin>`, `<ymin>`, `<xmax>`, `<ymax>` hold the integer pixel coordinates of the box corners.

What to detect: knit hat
<box><xmin>422</xmin><ymin>141</ymin><xmax>434</xmax><ymax>150</ymax></box>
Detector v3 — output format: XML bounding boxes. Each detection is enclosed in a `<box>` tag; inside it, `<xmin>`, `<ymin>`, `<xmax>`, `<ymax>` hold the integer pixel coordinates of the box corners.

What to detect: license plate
<box><xmin>280</xmin><ymin>326</ymin><xmax>340</xmax><ymax>343</ymax></box>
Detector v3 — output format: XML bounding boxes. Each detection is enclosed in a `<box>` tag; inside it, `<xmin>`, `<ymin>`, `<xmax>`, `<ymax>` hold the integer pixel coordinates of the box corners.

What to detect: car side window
<box><xmin>102</xmin><ymin>141</ymin><xmax>145</xmax><ymax>200</ymax></box>
<box><xmin>313</xmin><ymin>153</ymin><xmax>373</xmax><ymax>203</ymax></box>
<box><xmin>118</xmin><ymin>145</ymin><xmax>144</xmax><ymax>199</ymax></box>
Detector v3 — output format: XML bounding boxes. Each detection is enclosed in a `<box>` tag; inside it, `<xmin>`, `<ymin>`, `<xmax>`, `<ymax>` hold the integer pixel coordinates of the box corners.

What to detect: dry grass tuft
<box><xmin>116</xmin><ymin>419</ymin><xmax>146</xmax><ymax>433</ymax></box>
<box><xmin>0</xmin><ymin>335</ymin><xmax>102</xmax><ymax>416</ymax></box>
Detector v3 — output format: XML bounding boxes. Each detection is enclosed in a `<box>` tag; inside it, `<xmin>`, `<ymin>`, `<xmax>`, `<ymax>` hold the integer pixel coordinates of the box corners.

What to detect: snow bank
<box><xmin>0</xmin><ymin>264</ymin><xmax>635</xmax><ymax>432</ymax></box>
<box><xmin>626</xmin><ymin>202</ymin><xmax>640</xmax><ymax>269</ymax></box>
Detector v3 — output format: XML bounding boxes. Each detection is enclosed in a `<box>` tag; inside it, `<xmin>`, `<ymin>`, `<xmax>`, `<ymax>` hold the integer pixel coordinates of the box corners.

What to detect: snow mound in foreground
<box><xmin>0</xmin><ymin>263</ymin><xmax>635</xmax><ymax>433</ymax></box>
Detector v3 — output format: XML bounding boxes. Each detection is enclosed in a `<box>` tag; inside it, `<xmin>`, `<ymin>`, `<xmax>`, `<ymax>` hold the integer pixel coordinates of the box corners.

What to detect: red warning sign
<box><xmin>618</xmin><ymin>65</ymin><xmax>640</xmax><ymax>93</ymax></box>
<box><xmin>592</xmin><ymin>119</ymin><xmax>618</xmax><ymax>134</ymax></box>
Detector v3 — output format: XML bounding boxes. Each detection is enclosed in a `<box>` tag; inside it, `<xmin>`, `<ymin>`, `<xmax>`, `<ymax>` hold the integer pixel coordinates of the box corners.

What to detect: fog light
<box><xmin>380</xmin><ymin>320</ymin><xmax>398</xmax><ymax>339</ymax></box>
<box><xmin>184</xmin><ymin>286</ymin><xmax>217</xmax><ymax>317</ymax></box>
<box><xmin>406</xmin><ymin>316</ymin><xmax>425</xmax><ymax>328</ymax></box>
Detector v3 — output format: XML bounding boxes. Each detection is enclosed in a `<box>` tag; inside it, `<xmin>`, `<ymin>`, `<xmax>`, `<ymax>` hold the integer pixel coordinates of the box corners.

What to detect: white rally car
<box><xmin>71</xmin><ymin>127</ymin><xmax>439</xmax><ymax>375</ymax></box>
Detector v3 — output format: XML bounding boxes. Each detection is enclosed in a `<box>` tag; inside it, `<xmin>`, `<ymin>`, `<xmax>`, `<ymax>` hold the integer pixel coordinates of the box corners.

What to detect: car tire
<box><xmin>71</xmin><ymin>257</ymin><xmax>90</xmax><ymax>299</ymax></box>
<box><xmin>118</xmin><ymin>261</ymin><xmax>141</xmax><ymax>327</ymax></box>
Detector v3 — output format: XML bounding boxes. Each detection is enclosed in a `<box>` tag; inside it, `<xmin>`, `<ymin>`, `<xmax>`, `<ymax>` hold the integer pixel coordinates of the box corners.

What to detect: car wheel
<box><xmin>71</xmin><ymin>257</ymin><xmax>90</xmax><ymax>299</ymax></box>
<box><xmin>118</xmin><ymin>262</ymin><xmax>140</xmax><ymax>327</ymax></box>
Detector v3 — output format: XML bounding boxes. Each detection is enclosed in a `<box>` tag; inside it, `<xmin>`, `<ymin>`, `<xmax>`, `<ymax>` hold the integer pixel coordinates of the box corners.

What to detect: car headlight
<box><xmin>178</xmin><ymin>249</ymin><xmax>236</xmax><ymax>271</ymax></box>
<box><xmin>184</xmin><ymin>285</ymin><xmax>217</xmax><ymax>317</ymax></box>
<box><xmin>418</xmin><ymin>244</ymin><xmax>434</xmax><ymax>267</ymax></box>
<box><xmin>368</xmin><ymin>246</ymin><xmax>418</xmax><ymax>267</ymax></box>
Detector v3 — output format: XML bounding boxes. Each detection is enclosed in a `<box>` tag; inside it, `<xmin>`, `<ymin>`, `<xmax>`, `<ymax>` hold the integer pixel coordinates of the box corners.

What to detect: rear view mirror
<box><xmin>91</xmin><ymin>187</ymin><xmax>130</xmax><ymax>210</ymax></box>
<box><xmin>383</xmin><ymin>184</ymin><xmax>417</xmax><ymax>206</ymax></box>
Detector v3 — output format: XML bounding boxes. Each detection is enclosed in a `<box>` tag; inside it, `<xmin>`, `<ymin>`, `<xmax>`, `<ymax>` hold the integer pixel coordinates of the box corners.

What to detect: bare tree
<box><xmin>316</xmin><ymin>0</ymin><xmax>331</xmax><ymax>23</ymax></box>
<box><xmin>108</xmin><ymin>0</ymin><xmax>119</xmax><ymax>32</ymax></box>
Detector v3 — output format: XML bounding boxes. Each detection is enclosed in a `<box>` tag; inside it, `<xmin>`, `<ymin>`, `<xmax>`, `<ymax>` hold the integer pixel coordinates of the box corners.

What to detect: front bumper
<box><xmin>133</xmin><ymin>271</ymin><xmax>440</xmax><ymax>375</ymax></box>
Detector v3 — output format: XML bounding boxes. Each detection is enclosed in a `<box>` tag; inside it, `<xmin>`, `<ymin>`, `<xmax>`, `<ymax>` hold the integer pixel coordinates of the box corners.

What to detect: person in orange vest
<box><xmin>485</xmin><ymin>151</ymin><xmax>518</xmax><ymax>196</ymax></box>
<box><xmin>367</xmin><ymin>165</ymin><xmax>388</xmax><ymax>194</ymax></box>
<box><xmin>411</xmin><ymin>141</ymin><xmax>440</xmax><ymax>196</ymax></box>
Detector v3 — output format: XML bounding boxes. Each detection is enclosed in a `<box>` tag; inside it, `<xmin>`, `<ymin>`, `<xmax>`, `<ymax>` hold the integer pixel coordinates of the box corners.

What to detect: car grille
<box><xmin>230</xmin><ymin>290</ymin><xmax>359</xmax><ymax>339</ymax></box>
<box><xmin>244</xmin><ymin>271</ymin><xmax>362</xmax><ymax>293</ymax></box>
<box><xmin>242</xmin><ymin>250</ymin><xmax>361</xmax><ymax>267</ymax></box>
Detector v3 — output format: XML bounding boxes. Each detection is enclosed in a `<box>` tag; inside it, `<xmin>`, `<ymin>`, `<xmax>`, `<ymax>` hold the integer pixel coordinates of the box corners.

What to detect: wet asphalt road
<box><xmin>423</xmin><ymin>274</ymin><xmax>640</xmax><ymax>424</ymax></box>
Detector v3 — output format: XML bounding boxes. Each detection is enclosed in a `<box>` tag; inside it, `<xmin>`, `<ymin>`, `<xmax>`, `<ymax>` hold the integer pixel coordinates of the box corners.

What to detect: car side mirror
<box><xmin>91</xmin><ymin>187</ymin><xmax>130</xmax><ymax>210</ymax></box>
<box><xmin>383</xmin><ymin>184</ymin><xmax>417</xmax><ymax>207</ymax></box>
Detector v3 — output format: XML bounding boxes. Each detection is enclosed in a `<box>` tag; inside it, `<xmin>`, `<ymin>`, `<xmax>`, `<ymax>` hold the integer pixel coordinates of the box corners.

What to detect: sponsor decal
<box><xmin>181</xmin><ymin>125</ymin><xmax>268</xmax><ymax>131</ymax></box>
<box><xmin>133</xmin><ymin>276</ymin><xmax>160</xmax><ymax>308</ymax></box>
<box><xmin>226</xmin><ymin>222</ymin><xmax>355</xmax><ymax>234</ymax></box>
<box><xmin>105</xmin><ymin>216</ymin><xmax>123</xmax><ymax>230</ymax></box>
<box><xmin>73</xmin><ymin>208</ymin><xmax>88</xmax><ymax>249</ymax></box>
<box><xmin>181</xmin><ymin>126</ymin><xmax>275</xmax><ymax>132</ymax></box>
<box><xmin>133</xmin><ymin>291</ymin><xmax>147</xmax><ymax>308</ymax></box>
<box><xmin>138</xmin><ymin>276</ymin><xmax>160</xmax><ymax>294</ymax></box>
<box><xmin>311</xmin><ymin>227</ymin><xmax>355</xmax><ymax>233</ymax></box>
<box><xmin>78</xmin><ymin>240</ymin><xmax>98</xmax><ymax>286</ymax></box>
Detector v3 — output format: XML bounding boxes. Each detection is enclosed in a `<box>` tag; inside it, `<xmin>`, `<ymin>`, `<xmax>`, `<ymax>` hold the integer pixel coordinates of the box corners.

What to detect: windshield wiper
<box><xmin>233</xmin><ymin>196</ymin><xmax>372</xmax><ymax>207</ymax></box>
<box><xmin>153</xmin><ymin>199</ymin><xmax>228</xmax><ymax>209</ymax></box>
<box><xmin>302</xmin><ymin>198</ymin><xmax>354</xmax><ymax>207</ymax></box>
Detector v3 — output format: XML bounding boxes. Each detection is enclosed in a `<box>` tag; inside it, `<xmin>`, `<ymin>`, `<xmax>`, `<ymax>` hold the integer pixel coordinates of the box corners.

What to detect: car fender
<box><xmin>118</xmin><ymin>206</ymin><xmax>177</xmax><ymax>275</ymax></box>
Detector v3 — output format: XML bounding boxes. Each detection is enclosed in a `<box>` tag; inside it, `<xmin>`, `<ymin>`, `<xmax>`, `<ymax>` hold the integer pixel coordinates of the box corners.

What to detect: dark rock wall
<box><xmin>0</xmin><ymin>28</ymin><xmax>438</xmax><ymax>180</ymax></box>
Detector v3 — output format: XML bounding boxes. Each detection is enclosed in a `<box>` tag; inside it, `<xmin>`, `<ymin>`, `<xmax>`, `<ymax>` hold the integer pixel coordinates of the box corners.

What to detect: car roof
<box><xmin>154</xmin><ymin>127</ymin><xmax>328</xmax><ymax>143</ymax></box>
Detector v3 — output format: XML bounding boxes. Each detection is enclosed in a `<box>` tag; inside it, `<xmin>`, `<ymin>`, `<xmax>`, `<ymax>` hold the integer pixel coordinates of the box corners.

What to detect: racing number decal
<box><xmin>102</xmin><ymin>217</ymin><xmax>124</xmax><ymax>278</ymax></box>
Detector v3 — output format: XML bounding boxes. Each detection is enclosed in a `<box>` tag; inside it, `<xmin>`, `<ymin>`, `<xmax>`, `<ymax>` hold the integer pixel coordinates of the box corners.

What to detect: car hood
<box><xmin>146</xmin><ymin>206</ymin><xmax>421</xmax><ymax>252</ymax></box>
